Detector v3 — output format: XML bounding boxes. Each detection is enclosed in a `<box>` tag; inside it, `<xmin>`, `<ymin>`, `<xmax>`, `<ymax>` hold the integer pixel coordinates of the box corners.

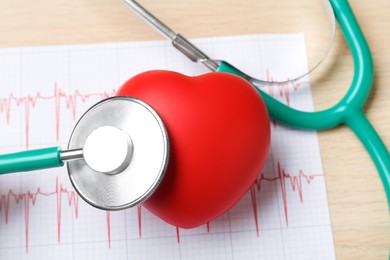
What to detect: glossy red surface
<box><xmin>117</xmin><ymin>71</ymin><xmax>270</xmax><ymax>228</ymax></box>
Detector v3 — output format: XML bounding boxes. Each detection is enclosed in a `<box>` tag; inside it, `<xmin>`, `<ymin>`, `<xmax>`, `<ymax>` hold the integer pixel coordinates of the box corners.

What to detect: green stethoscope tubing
<box><xmin>218</xmin><ymin>0</ymin><xmax>390</xmax><ymax>209</ymax></box>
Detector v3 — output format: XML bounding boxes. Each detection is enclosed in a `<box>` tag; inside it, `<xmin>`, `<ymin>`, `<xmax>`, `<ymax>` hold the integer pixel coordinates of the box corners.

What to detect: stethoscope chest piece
<box><xmin>67</xmin><ymin>97</ymin><xmax>169</xmax><ymax>210</ymax></box>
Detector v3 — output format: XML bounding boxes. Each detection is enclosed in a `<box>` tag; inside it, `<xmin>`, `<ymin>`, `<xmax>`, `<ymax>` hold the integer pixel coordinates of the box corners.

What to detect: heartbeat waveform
<box><xmin>0</xmin><ymin>77</ymin><xmax>302</xmax><ymax>149</ymax></box>
<box><xmin>260</xmin><ymin>70</ymin><xmax>302</xmax><ymax>107</ymax></box>
<box><xmin>0</xmin><ymin>162</ymin><xmax>322</xmax><ymax>253</ymax></box>
<box><xmin>250</xmin><ymin>162</ymin><xmax>323</xmax><ymax>236</ymax></box>
<box><xmin>0</xmin><ymin>84</ymin><xmax>116</xmax><ymax>149</ymax></box>
<box><xmin>0</xmin><ymin>177</ymin><xmax>79</xmax><ymax>253</ymax></box>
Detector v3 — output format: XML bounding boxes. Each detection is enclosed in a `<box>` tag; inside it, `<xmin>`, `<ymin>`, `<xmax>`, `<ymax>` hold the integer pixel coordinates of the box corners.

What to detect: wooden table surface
<box><xmin>0</xmin><ymin>0</ymin><xmax>388</xmax><ymax>259</ymax></box>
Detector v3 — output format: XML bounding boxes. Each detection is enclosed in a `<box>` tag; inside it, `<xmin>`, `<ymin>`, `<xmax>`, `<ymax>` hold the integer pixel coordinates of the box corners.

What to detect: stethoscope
<box><xmin>0</xmin><ymin>0</ymin><xmax>389</xmax><ymax>212</ymax></box>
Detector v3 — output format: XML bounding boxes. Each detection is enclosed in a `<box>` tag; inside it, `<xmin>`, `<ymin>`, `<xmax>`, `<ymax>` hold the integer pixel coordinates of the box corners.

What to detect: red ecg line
<box><xmin>0</xmin><ymin>78</ymin><xmax>301</xmax><ymax>149</ymax></box>
<box><xmin>0</xmin><ymin>84</ymin><xmax>116</xmax><ymax>149</ymax></box>
<box><xmin>0</xmin><ymin>177</ymin><xmax>78</xmax><ymax>253</ymax></box>
<box><xmin>250</xmin><ymin>162</ymin><xmax>323</xmax><ymax>236</ymax></box>
<box><xmin>0</xmin><ymin>163</ymin><xmax>322</xmax><ymax>253</ymax></box>
<box><xmin>263</xmin><ymin>69</ymin><xmax>302</xmax><ymax>107</ymax></box>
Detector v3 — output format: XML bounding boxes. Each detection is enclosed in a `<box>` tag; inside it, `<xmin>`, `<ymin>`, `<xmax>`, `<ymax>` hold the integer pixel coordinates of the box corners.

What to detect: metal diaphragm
<box><xmin>67</xmin><ymin>96</ymin><xmax>169</xmax><ymax>210</ymax></box>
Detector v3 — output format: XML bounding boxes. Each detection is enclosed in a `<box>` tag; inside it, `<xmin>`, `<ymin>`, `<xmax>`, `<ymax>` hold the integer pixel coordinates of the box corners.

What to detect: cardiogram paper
<box><xmin>0</xmin><ymin>34</ymin><xmax>336</xmax><ymax>260</ymax></box>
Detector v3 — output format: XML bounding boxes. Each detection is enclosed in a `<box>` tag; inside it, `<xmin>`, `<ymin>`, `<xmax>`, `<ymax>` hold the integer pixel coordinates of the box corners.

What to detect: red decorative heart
<box><xmin>117</xmin><ymin>71</ymin><xmax>270</xmax><ymax>228</ymax></box>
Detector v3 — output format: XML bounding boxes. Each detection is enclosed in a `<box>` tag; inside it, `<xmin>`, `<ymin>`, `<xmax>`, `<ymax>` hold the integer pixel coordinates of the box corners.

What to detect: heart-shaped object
<box><xmin>117</xmin><ymin>71</ymin><xmax>270</xmax><ymax>228</ymax></box>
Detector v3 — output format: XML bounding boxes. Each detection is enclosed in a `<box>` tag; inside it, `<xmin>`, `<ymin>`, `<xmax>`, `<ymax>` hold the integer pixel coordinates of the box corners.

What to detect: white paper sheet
<box><xmin>0</xmin><ymin>34</ymin><xmax>336</xmax><ymax>259</ymax></box>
